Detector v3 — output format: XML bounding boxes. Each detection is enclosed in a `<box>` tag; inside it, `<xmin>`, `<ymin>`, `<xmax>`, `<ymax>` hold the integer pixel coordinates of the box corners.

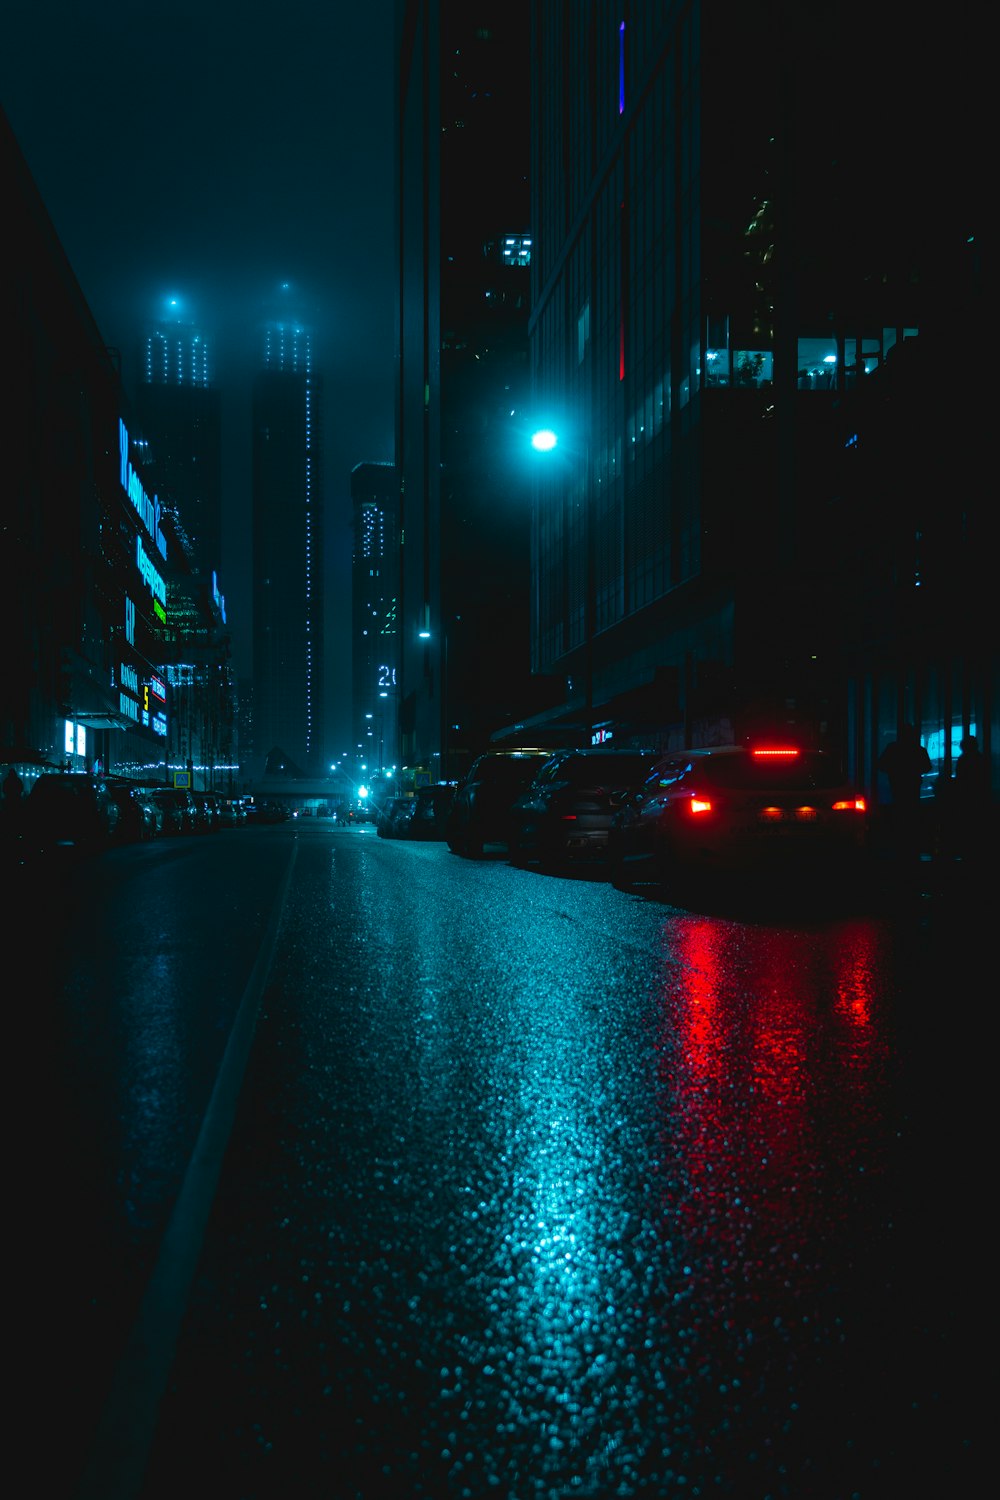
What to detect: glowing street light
<box><xmin>531</xmin><ymin>428</ymin><xmax>558</xmax><ymax>452</ymax></box>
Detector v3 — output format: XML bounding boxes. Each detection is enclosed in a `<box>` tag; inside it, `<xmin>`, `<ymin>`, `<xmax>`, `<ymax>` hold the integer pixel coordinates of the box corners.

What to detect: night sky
<box><xmin>3</xmin><ymin>3</ymin><xmax>397</xmax><ymax>757</ymax></box>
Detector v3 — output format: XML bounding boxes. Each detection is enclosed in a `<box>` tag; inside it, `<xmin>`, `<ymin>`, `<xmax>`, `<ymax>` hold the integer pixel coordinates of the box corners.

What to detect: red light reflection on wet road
<box><xmin>653</xmin><ymin>913</ymin><xmax>893</xmax><ymax>1307</ymax></box>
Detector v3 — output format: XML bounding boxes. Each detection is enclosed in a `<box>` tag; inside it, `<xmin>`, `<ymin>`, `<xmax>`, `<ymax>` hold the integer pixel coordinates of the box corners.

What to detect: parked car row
<box><xmin>3</xmin><ymin>773</ymin><xmax>251</xmax><ymax>852</ymax></box>
<box><xmin>438</xmin><ymin>741</ymin><xmax>870</xmax><ymax>893</ymax></box>
<box><xmin>376</xmin><ymin>783</ymin><xmax>457</xmax><ymax>841</ymax></box>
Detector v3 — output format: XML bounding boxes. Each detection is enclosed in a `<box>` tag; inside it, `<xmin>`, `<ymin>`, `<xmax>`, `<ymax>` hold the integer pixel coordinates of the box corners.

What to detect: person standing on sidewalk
<box><xmin>951</xmin><ymin>735</ymin><xmax>991</xmax><ymax>868</ymax></box>
<box><xmin>877</xmin><ymin>723</ymin><xmax>931</xmax><ymax>862</ymax></box>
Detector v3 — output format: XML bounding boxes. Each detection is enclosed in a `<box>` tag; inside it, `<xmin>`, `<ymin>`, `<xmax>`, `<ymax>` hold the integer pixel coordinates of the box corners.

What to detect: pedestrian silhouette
<box><xmin>952</xmin><ymin>735</ymin><xmax>990</xmax><ymax>867</ymax></box>
<box><xmin>877</xmin><ymin>723</ymin><xmax>931</xmax><ymax>860</ymax></box>
<box><xmin>1</xmin><ymin>765</ymin><xmax>25</xmax><ymax>847</ymax></box>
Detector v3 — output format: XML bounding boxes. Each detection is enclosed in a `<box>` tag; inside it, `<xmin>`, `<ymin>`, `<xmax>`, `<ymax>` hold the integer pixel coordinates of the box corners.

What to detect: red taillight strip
<box><xmin>751</xmin><ymin>747</ymin><xmax>800</xmax><ymax>759</ymax></box>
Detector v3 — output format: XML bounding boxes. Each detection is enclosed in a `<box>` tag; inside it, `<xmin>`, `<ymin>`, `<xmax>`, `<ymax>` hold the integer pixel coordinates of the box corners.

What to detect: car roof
<box><xmin>544</xmin><ymin>746</ymin><xmax>657</xmax><ymax>761</ymax></box>
<box><xmin>472</xmin><ymin>747</ymin><xmax>552</xmax><ymax>762</ymax></box>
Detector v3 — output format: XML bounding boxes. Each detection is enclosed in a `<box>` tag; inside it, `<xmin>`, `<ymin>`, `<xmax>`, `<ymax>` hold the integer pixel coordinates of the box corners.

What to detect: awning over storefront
<box><xmin>69</xmin><ymin>672</ymin><xmax>134</xmax><ymax>731</ymax></box>
<box><xmin>490</xmin><ymin>669</ymin><xmax>682</xmax><ymax>749</ymax></box>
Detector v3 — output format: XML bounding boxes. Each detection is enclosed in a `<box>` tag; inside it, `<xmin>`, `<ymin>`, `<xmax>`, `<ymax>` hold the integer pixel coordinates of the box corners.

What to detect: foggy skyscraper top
<box><xmin>141</xmin><ymin>295</ymin><xmax>212</xmax><ymax>387</ymax></box>
<box><xmin>258</xmin><ymin>281</ymin><xmax>316</xmax><ymax>373</ymax></box>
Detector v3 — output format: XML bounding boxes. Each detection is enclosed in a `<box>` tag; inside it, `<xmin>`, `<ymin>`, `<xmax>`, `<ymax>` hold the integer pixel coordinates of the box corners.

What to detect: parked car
<box><xmin>446</xmin><ymin>748</ymin><xmax>554</xmax><ymax>857</ymax></box>
<box><xmin>22</xmin><ymin>772</ymin><xmax>120</xmax><ymax>851</ymax></box>
<box><xmin>377</xmin><ymin>796</ymin><xmax>416</xmax><ymax>839</ymax></box>
<box><xmin>106</xmin><ymin>778</ymin><xmax>163</xmax><ymax>842</ymax></box>
<box><xmin>191</xmin><ymin>791</ymin><xmax>222</xmax><ymax>832</ymax></box>
<box><xmin>215</xmin><ymin>797</ymin><xmax>245</xmax><ymax>828</ymax></box>
<box><xmin>507</xmin><ymin>747</ymin><xmax>660</xmax><ymax>869</ymax></box>
<box><xmin>256</xmin><ymin>800</ymin><xmax>291</xmax><ymax>824</ymax></box>
<box><xmin>607</xmin><ymin>742</ymin><xmax>869</xmax><ymax>891</ymax></box>
<box><xmin>404</xmin><ymin>782</ymin><xmax>456</xmax><ymax>840</ymax></box>
<box><xmin>148</xmin><ymin>786</ymin><xmax>198</xmax><ymax>835</ymax></box>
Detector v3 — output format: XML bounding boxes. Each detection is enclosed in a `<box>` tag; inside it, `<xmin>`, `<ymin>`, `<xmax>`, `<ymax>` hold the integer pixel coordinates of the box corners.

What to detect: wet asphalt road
<box><xmin>19</xmin><ymin>823</ymin><xmax>987</xmax><ymax>1499</ymax></box>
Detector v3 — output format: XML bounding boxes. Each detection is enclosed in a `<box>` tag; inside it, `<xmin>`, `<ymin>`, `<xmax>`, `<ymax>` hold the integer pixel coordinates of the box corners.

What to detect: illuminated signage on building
<box><xmin>212</xmin><ymin>571</ymin><xmax>226</xmax><ymax>623</ymax></box>
<box><xmin>64</xmin><ymin>720</ymin><xmax>86</xmax><ymax>758</ymax></box>
<box><xmin>136</xmin><ymin>536</ymin><xmax>167</xmax><ymax>608</ymax></box>
<box><xmin>119</xmin><ymin>419</ymin><xmax>167</xmax><ymax>559</ymax></box>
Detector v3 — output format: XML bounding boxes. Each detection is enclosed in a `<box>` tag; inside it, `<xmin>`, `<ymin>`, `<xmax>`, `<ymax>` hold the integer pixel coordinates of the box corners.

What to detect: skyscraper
<box><xmin>351</xmin><ymin>462</ymin><xmax>399</xmax><ymax>777</ymax></box>
<box><xmin>251</xmin><ymin>288</ymin><xmax>325</xmax><ymax>778</ymax></box>
<box><xmin>135</xmin><ymin>298</ymin><xmax>222</xmax><ymax>581</ymax></box>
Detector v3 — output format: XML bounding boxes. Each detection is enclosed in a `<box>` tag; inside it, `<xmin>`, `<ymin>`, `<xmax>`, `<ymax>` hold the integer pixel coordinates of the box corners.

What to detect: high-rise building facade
<box><xmin>351</xmin><ymin>462</ymin><xmax>399</xmax><ymax>780</ymax></box>
<box><xmin>524</xmin><ymin>2</ymin><xmax>991</xmax><ymax>802</ymax></box>
<box><xmin>251</xmin><ymin>293</ymin><xmax>325</xmax><ymax>778</ymax></box>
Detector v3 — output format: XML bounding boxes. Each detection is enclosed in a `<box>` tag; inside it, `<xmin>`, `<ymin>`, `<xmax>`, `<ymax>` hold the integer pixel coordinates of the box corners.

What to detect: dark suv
<box><xmin>23</xmin><ymin>772</ymin><xmax>120</xmax><ymax>850</ymax></box>
<box><xmin>446</xmin><ymin>748</ymin><xmax>553</xmax><ymax>858</ymax></box>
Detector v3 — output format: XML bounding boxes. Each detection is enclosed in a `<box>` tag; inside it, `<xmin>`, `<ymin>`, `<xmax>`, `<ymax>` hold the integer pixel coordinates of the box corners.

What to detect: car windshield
<box><xmin>700</xmin><ymin>751</ymin><xmax>847</xmax><ymax>791</ymax></box>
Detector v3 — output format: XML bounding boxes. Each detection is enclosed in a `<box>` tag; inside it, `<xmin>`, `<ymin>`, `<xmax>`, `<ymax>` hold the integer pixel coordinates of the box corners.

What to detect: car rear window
<box><xmin>700</xmin><ymin>752</ymin><xmax>847</xmax><ymax>790</ymax></box>
<box><xmin>560</xmin><ymin>754</ymin><xmax>656</xmax><ymax>786</ymax></box>
<box><xmin>476</xmin><ymin>758</ymin><xmax>546</xmax><ymax>781</ymax></box>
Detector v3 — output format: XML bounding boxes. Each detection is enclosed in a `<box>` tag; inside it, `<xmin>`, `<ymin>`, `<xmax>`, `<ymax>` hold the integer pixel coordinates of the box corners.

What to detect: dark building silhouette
<box><xmin>394</xmin><ymin>0</ymin><xmax>560</xmax><ymax>786</ymax></box>
<box><xmin>3</xmin><ymin>105</ymin><xmax>234</xmax><ymax>792</ymax></box>
<box><xmin>251</xmin><ymin>291</ymin><xmax>326</xmax><ymax>779</ymax></box>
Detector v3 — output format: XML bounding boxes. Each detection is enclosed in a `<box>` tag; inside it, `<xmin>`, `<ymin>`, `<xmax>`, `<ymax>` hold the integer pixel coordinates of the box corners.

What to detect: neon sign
<box><xmin>119</xmin><ymin>419</ymin><xmax>167</xmax><ymax>559</ymax></box>
<box><xmin>136</xmin><ymin>536</ymin><xmax>166</xmax><ymax>606</ymax></box>
<box><xmin>212</xmin><ymin>571</ymin><xmax>226</xmax><ymax>623</ymax></box>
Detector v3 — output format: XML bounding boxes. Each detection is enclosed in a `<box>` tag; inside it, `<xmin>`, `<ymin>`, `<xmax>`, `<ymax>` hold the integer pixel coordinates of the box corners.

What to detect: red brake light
<box><xmin>751</xmin><ymin>746</ymin><xmax>800</xmax><ymax>760</ymax></box>
<box><xmin>688</xmin><ymin>795</ymin><xmax>712</xmax><ymax>815</ymax></box>
<box><xmin>832</xmin><ymin>796</ymin><xmax>866</xmax><ymax>813</ymax></box>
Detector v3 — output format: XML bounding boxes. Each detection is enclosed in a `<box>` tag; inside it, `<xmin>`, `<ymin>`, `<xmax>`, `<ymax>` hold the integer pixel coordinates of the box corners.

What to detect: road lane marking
<box><xmin>74</xmin><ymin>840</ymin><xmax>298</xmax><ymax>1500</ymax></box>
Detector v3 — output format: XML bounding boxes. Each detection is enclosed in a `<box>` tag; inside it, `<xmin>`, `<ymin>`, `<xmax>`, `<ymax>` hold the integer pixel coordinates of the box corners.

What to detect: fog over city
<box><xmin>2</xmin><ymin>2</ymin><xmax>397</xmax><ymax>754</ymax></box>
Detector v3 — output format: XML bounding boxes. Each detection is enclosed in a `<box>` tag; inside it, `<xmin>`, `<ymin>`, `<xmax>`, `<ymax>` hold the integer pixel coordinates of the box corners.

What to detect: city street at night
<box><xmin>18</xmin><ymin>821</ymin><xmax>986</xmax><ymax>1500</ymax></box>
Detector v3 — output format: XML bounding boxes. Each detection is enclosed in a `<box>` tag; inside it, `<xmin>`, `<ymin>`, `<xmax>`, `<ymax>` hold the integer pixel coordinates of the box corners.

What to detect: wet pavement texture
<box><xmin>25</xmin><ymin>826</ymin><xmax>986</xmax><ymax>1499</ymax></box>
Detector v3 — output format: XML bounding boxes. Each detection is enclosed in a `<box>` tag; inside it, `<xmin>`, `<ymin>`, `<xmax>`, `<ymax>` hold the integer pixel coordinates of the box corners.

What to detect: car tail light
<box><xmin>751</xmin><ymin>746</ymin><xmax>800</xmax><ymax>760</ymax></box>
<box><xmin>688</xmin><ymin>795</ymin><xmax>713</xmax><ymax>815</ymax></box>
<box><xmin>832</xmin><ymin>796</ymin><xmax>866</xmax><ymax>813</ymax></box>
